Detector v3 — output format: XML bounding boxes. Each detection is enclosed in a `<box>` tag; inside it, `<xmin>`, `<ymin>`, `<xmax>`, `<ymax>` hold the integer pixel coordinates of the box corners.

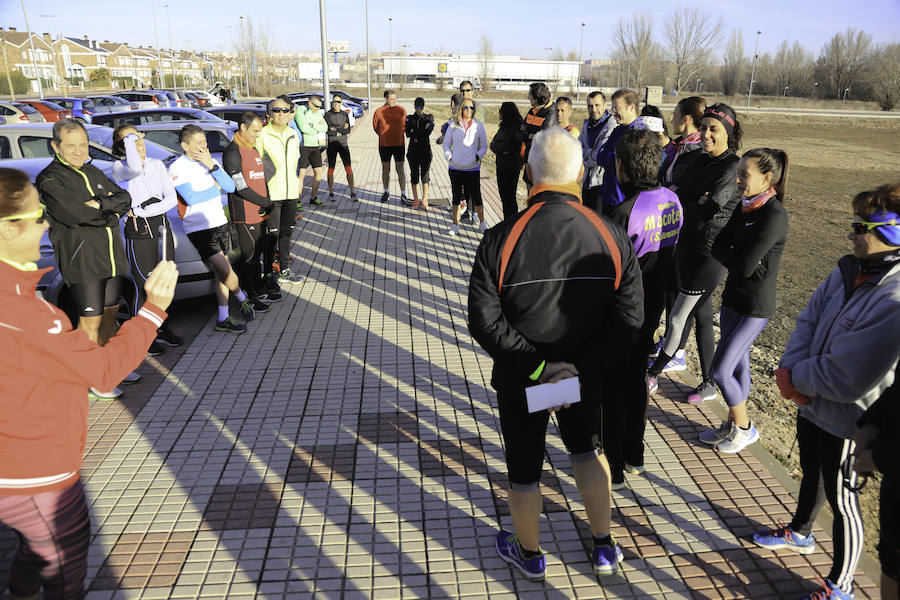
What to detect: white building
<box><xmin>376</xmin><ymin>54</ymin><xmax>580</xmax><ymax>91</ymax></box>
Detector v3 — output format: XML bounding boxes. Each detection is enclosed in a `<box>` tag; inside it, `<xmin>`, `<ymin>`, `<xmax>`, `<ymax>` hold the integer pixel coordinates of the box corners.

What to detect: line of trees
<box><xmin>610</xmin><ymin>11</ymin><xmax>900</xmax><ymax>110</ymax></box>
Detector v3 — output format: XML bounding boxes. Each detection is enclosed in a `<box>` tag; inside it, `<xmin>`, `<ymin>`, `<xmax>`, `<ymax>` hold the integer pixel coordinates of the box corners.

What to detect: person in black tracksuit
<box><xmin>324</xmin><ymin>97</ymin><xmax>356</xmax><ymax>201</ymax></box>
<box><xmin>490</xmin><ymin>101</ymin><xmax>525</xmax><ymax>220</ymax></box>
<box><xmin>855</xmin><ymin>363</ymin><xmax>900</xmax><ymax>600</ymax></box>
<box><xmin>405</xmin><ymin>97</ymin><xmax>434</xmax><ymax>209</ymax></box>
<box><xmin>222</xmin><ymin>112</ymin><xmax>278</xmax><ymax>308</ymax></box>
<box><xmin>468</xmin><ymin>127</ymin><xmax>643</xmax><ymax>580</ymax></box>
<box><xmin>648</xmin><ymin>104</ymin><xmax>743</xmax><ymax>405</ymax></box>
<box><xmin>521</xmin><ymin>82</ymin><xmax>557</xmax><ymax>190</ymax></box>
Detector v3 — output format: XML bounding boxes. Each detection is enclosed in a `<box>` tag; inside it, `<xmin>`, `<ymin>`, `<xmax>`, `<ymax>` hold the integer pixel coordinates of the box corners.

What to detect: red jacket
<box><xmin>372</xmin><ymin>104</ymin><xmax>407</xmax><ymax>147</ymax></box>
<box><xmin>0</xmin><ymin>261</ymin><xmax>167</xmax><ymax>495</ymax></box>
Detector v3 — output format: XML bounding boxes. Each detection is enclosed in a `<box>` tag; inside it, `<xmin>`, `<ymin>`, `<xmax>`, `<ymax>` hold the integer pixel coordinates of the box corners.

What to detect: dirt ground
<box><xmin>467</xmin><ymin>105</ymin><xmax>900</xmax><ymax>557</ymax></box>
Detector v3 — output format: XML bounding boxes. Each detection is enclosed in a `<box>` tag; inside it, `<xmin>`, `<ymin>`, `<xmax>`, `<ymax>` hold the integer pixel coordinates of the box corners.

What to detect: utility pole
<box><xmin>365</xmin><ymin>0</ymin><xmax>370</xmax><ymax>109</ymax></box>
<box><xmin>1</xmin><ymin>28</ymin><xmax>16</xmax><ymax>100</ymax></box>
<box><xmin>164</xmin><ymin>4</ymin><xmax>177</xmax><ymax>91</ymax></box>
<box><xmin>239</xmin><ymin>16</ymin><xmax>249</xmax><ymax>97</ymax></box>
<box><xmin>576</xmin><ymin>22</ymin><xmax>585</xmax><ymax>101</ymax></box>
<box><xmin>318</xmin><ymin>0</ymin><xmax>329</xmax><ymax>104</ymax></box>
<box><xmin>747</xmin><ymin>30</ymin><xmax>761</xmax><ymax>109</ymax></box>
<box><xmin>21</xmin><ymin>0</ymin><xmax>44</xmax><ymax>97</ymax></box>
<box><xmin>153</xmin><ymin>0</ymin><xmax>163</xmax><ymax>88</ymax></box>
<box><xmin>388</xmin><ymin>17</ymin><xmax>392</xmax><ymax>87</ymax></box>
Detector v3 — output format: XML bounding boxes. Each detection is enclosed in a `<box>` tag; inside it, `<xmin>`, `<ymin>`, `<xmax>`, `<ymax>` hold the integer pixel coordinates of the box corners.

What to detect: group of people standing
<box><xmin>470</xmin><ymin>86</ymin><xmax>899</xmax><ymax>600</ymax></box>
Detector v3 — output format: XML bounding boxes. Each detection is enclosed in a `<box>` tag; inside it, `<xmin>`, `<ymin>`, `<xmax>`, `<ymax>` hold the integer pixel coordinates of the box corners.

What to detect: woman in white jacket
<box><xmin>443</xmin><ymin>98</ymin><xmax>488</xmax><ymax>235</ymax></box>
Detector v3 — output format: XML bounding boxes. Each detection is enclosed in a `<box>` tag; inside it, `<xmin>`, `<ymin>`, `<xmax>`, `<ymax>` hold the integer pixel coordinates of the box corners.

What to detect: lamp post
<box><xmin>843</xmin><ymin>87</ymin><xmax>851</xmax><ymax>101</ymax></box>
<box><xmin>239</xmin><ymin>16</ymin><xmax>249</xmax><ymax>97</ymax></box>
<box><xmin>388</xmin><ymin>17</ymin><xmax>392</xmax><ymax>87</ymax></box>
<box><xmin>696</xmin><ymin>77</ymin><xmax>701</xmax><ymax>93</ymax></box>
<box><xmin>589</xmin><ymin>53</ymin><xmax>594</xmax><ymax>88</ymax></box>
<box><xmin>40</xmin><ymin>14</ymin><xmax>59</xmax><ymax>91</ymax></box>
<box><xmin>152</xmin><ymin>0</ymin><xmax>163</xmax><ymax>88</ymax></box>
<box><xmin>163</xmin><ymin>4</ymin><xmax>177</xmax><ymax>91</ymax></box>
<box><xmin>747</xmin><ymin>30</ymin><xmax>761</xmax><ymax>108</ymax></box>
<box><xmin>812</xmin><ymin>81</ymin><xmax>818</xmax><ymax>98</ymax></box>
<box><xmin>318</xmin><ymin>0</ymin><xmax>329</xmax><ymax>104</ymax></box>
<box><xmin>576</xmin><ymin>22</ymin><xmax>585</xmax><ymax>101</ymax></box>
<box><xmin>365</xmin><ymin>0</ymin><xmax>370</xmax><ymax>110</ymax></box>
<box><xmin>20</xmin><ymin>0</ymin><xmax>44</xmax><ymax>97</ymax></box>
<box><xmin>783</xmin><ymin>85</ymin><xmax>789</xmax><ymax>97</ymax></box>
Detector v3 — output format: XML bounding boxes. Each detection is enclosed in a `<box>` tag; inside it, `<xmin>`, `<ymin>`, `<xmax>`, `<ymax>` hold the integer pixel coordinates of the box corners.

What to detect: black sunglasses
<box><xmin>461</xmin><ymin>88</ymin><xmax>473</xmax><ymax>92</ymax></box>
<box><xmin>271</xmin><ymin>107</ymin><xmax>293</xmax><ymax>113</ymax></box>
<box><xmin>461</xmin><ymin>105</ymin><xmax>474</xmax><ymax>111</ymax></box>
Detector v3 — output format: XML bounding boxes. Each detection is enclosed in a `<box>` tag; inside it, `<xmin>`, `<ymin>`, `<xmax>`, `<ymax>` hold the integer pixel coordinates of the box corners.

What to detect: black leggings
<box><xmin>125</xmin><ymin>227</ymin><xmax>174</xmax><ymax>317</ymax></box>
<box><xmin>791</xmin><ymin>416</ymin><xmax>864</xmax><ymax>591</ymax></box>
<box><xmin>68</xmin><ymin>277</ymin><xmax>121</xmax><ymax>317</ymax></box>
<box><xmin>235</xmin><ymin>222</ymin><xmax>266</xmax><ymax>295</ymax></box>
<box><xmin>265</xmin><ymin>200</ymin><xmax>297</xmax><ymax>272</ymax></box>
<box><xmin>496</xmin><ymin>156</ymin><xmax>521</xmax><ymax>220</ymax></box>
<box><xmin>449</xmin><ymin>169</ymin><xmax>482</xmax><ymax>207</ymax></box>
<box><xmin>407</xmin><ymin>148</ymin><xmax>432</xmax><ymax>185</ymax></box>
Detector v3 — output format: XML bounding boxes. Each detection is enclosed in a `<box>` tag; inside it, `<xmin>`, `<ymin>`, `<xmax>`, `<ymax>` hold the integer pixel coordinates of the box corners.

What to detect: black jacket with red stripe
<box><xmin>222</xmin><ymin>138</ymin><xmax>272</xmax><ymax>225</ymax></box>
<box><xmin>468</xmin><ymin>186</ymin><xmax>644</xmax><ymax>391</ymax></box>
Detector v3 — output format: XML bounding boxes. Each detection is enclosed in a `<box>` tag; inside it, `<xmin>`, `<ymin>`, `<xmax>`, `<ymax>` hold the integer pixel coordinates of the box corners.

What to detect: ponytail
<box><xmin>743</xmin><ymin>147</ymin><xmax>790</xmax><ymax>203</ymax></box>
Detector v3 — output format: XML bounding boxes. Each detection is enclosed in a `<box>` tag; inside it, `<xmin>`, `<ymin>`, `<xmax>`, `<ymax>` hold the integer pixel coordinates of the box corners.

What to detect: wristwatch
<box><xmin>208</xmin><ymin>165</ymin><xmax>219</xmax><ymax>174</ymax></box>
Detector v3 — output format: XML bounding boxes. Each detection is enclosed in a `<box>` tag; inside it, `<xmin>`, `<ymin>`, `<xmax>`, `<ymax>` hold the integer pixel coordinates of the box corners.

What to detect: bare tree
<box><xmin>612</xmin><ymin>10</ymin><xmax>659</xmax><ymax>91</ymax></box>
<box><xmin>477</xmin><ymin>34</ymin><xmax>494</xmax><ymax>92</ymax></box>
<box><xmin>720</xmin><ymin>29</ymin><xmax>744</xmax><ymax>96</ymax></box>
<box><xmin>238</xmin><ymin>16</ymin><xmax>272</xmax><ymax>95</ymax></box>
<box><xmin>663</xmin><ymin>8</ymin><xmax>723</xmax><ymax>92</ymax></box>
<box><xmin>817</xmin><ymin>28</ymin><xmax>872</xmax><ymax>98</ymax></box>
<box><xmin>773</xmin><ymin>40</ymin><xmax>813</xmax><ymax>96</ymax></box>
<box><xmin>868</xmin><ymin>42</ymin><xmax>900</xmax><ymax>110</ymax></box>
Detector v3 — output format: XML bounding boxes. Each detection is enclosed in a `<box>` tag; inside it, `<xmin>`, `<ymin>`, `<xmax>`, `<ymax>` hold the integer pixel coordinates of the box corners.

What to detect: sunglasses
<box><xmin>851</xmin><ymin>219</ymin><xmax>896</xmax><ymax>235</ymax></box>
<box><xmin>271</xmin><ymin>107</ymin><xmax>293</xmax><ymax>113</ymax></box>
<box><xmin>461</xmin><ymin>105</ymin><xmax>475</xmax><ymax>111</ymax></box>
<box><xmin>0</xmin><ymin>203</ymin><xmax>45</xmax><ymax>224</ymax></box>
<box><xmin>461</xmin><ymin>88</ymin><xmax>473</xmax><ymax>92</ymax></box>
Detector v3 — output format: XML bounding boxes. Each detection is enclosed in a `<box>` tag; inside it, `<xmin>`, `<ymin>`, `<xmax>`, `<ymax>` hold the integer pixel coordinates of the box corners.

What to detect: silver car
<box><xmin>0</xmin><ymin>101</ymin><xmax>46</xmax><ymax>123</ymax></box>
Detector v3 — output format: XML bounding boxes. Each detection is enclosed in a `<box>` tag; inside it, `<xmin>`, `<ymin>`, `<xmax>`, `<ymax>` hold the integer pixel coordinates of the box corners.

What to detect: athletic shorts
<box><xmin>881</xmin><ymin>477</ymin><xmax>900</xmax><ymax>579</ymax></box>
<box><xmin>69</xmin><ymin>277</ymin><xmax>122</xmax><ymax>317</ymax></box>
<box><xmin>187</xmin><ymin>223</ymin><xmax>232</xmax><ymax>261</ymax></box>
<box><xmin>497</xmin><ymin>383</ymin><xmax>603</xmax><ymax>486</ymax></box>
<box><xmin>300</xmin><ymin>145</ymin><xmax>324</xmax><ymax>169</ymax></box>
<box><xmin>407</xmin><ymin>148</ymin><xmax>432</xmax><ymax>185</ymax></box>
<box><xmin>378</xmin><ymin>145</ymin><xmax>404</xmax><ymax>163</ymax></box>
<box><xmin>326</xmin><ymin>141</ymin><xmax>352</xmax><ymax>169</ymax></box>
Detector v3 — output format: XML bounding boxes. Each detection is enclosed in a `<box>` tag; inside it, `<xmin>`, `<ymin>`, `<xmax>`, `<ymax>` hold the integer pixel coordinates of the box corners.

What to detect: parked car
<box><xmin>15</xmin><ymin>100</ymin><xmax>72</xmax><ymax>122</ymax></box>
<box><xmin>184</xmin><ymin>92</ymin><xmax>211</xmax><ymax>108</ymax></box>
<box><xmin>190</xmin><ymin>89</ymin><xmax>225</xmax><ymax>107</ymax></box>
<box><xmin>312</xmin><ymin>89</ymin><xmax>368</xmax><ymax>111</ymax></box>
<box><xmin>0</xmin><ymin>101</ymin><xmax>46</xmax><ymax>124</ymax></box>
<box><xmin>0</xmin><ymin>123</ymin><xmax>176</xmax><ymax>163</ymax></box>
<box><xmin>124</xmin><ymin>120</ymin><xmax>236</xmax><ymax>164</ymax></box>
<box><xmin>154</xmin><ymin>90</ymin><xmax>180</xmax><ymax>107</ymax></box>
<box><xmin>111</xmin><ymin>90</ymin><xmax>171</xmax><ymax>109</ymax></box>
<box><xmin>291</xmin><ymin>97</ymin><xmax>355</xmax><ymax>126</ymax></box>
<box><xmin>203</xmin><ymin>104</ymin><xmax>268</xmax><ymax>125</ymax></box>
<box><xmin>42</xmin><ymin>97</ymin><xmax>97</xmax><ymax>123</ymax></box>
<box><xmin>88</xmin><ymin>95</ymin><xmax>138</xmax><ymax>114</ymax></box>
<box><xmin>91</xmin><ymin>107</ymin><xmax>226</xmax><ymax>128</ymax></box>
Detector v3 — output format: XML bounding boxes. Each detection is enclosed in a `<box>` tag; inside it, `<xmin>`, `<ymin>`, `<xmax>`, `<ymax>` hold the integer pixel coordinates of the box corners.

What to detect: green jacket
<box><xmin>255</xmin><ymin>124</ymin><xmax>301</xmax><ymax>200</ymax></box>
<box><xmin>294</xmin><ymin>106</ymin><xmax>328</xmax><ymax>147</ymax></box>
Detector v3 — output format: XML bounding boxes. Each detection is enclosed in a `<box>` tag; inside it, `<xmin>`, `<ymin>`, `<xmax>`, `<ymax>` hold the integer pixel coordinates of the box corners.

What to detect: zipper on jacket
<box><xmin>106</xmin><ymin>227</ymin><xmax>116</xmax><ymax>277</ymax></box>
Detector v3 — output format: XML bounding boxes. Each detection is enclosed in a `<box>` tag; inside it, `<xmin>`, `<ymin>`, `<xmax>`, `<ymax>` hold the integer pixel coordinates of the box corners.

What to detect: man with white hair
<box><xmin>468</xmin><ymin>126</ymin><xmax>644</xmax><ymax>582</ymax></box>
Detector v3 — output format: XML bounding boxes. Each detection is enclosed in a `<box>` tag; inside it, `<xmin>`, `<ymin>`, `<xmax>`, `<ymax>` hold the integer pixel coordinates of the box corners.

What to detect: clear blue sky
<box><xmin>2</xmin><ymin>0</ymin><xmax>898</xmax><ymax>60</ymax></box>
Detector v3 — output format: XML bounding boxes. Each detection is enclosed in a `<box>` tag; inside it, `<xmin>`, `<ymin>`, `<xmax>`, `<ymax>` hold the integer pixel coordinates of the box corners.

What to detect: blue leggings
<box><xmin>710</xmin><ymin>306</ymin><xmax>769</xmax><ymax>408</ymax></box>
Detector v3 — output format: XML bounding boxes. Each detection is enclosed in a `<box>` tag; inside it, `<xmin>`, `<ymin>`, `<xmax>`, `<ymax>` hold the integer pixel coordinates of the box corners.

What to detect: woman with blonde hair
<box><xmin>442</xmin><ymin>97</ymin><xmax>488</xmax><ymax>235</ymax></box>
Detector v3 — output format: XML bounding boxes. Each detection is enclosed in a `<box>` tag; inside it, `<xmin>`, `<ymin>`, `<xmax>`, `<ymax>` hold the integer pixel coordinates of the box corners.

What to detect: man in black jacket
<box><xmin>324</xmin><ymin>96</ymin><xmax>356</xmax><ymax>201</ymax></box>
<box><xmin>468</xmin><ymin>127</ymin><xmax>643</xmax><ymax>582</ymax></box>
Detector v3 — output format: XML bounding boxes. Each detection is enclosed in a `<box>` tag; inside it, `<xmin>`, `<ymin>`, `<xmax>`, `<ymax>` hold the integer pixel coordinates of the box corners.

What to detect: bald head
<box><xmin>527</xmin><ymin>127</ymin><xmax>583</xmax><ymax>185</ymax></box>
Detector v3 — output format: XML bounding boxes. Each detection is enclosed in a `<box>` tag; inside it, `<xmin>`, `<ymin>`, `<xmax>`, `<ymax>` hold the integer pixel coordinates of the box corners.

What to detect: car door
<box><xmin>0</xmin><ymin>134</ymin><xmax>12</xmax><ymax>159</ymax></box>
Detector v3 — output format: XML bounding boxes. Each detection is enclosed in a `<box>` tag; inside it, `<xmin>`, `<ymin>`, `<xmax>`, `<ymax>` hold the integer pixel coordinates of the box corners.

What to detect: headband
<box><xmin>633</xmin><ymin>116</ymin><xmax>664</xmax><ymax>133</ymax></box>
<box><xmin>703</xmin><ymin>108</ymin><xmax>735</xmax><ymax>136</ymax></box>
<box><xmin>868</xmin><ymin>209</ymin><xmax>900</xmax><ymax>246</ymax></box>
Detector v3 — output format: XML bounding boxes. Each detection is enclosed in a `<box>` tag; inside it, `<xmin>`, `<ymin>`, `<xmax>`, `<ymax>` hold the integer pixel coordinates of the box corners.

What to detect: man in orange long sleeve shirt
<box><xmin>372</xmin><ymin>89</ymin><xmax>408</xmax><ymax>204</ymax></box>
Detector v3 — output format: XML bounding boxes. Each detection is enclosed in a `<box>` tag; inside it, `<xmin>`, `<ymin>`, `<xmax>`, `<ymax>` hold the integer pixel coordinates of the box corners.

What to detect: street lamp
<box><xmin>576</xmin><ymin>22</ymin><xmax>585</xmax><ymax>101</ymax></box>
<box><xmin>747</xmin><ymin>30</ymin><xmax>761</xmax><ymax>108</ymax></box>
<box><xmin>589</xmin><ymin>53</ymin><xmax>594</xmax><ymax>88</ymax></box>
<box><xmin>20</xmin><ymin>0</ymin><xmax>44</xmax><ymax>97</ymax></box>
<box><xmin>843</xmin><ymin>87</ymin><xmax>851</xmax><ymax>101</ymax></box>
<box><xmin>163</xmin><ymin>4</ymin><xmax>177</xmax><ymax>91</ymax></box>
<box><xmin>783</xmin><ymin>86</ymin><xmax>789</xmax><ymax>97</ymax></box>
<box><xmin>239</xmin><ymin>15</ymin><xmax>249</xmax><ymax>97</ymax></box>
<box><xmin>40</xmin><ymin>14</ymin><xmax>60</xmax><ymax>92</ymax></box>
<box><xmin>365</xmin><ymin>0</ymin><xmax>370</xmax><ymax>109</ymax></box>
<box><xmin>388</xmin><ymin>17</ymin><xmax>392</xmax><ymax>87</ymax></box>
<box><xmin>812</xmin><ymin>81</ymin><xmax>818</xmax><ymax>98</ymax></box>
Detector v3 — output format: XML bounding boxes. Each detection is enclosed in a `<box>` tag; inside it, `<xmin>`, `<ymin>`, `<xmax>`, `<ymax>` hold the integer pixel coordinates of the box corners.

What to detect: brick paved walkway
<box><xmin>0</xmin><ymin>108</ymin><xmax>880</xmax><ymax>599</ymax></box>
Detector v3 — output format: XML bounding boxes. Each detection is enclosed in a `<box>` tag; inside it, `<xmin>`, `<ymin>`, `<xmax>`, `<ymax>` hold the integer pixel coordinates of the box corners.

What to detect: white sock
<box><xmin>235</xmin><ymin>290</ymin><xmax>247</xmax><ymax>303</ymax></box>
<box><xmin>217</xmin><ymin>305</ymin><xmax>229</xmax><ymax>322</ymax></box>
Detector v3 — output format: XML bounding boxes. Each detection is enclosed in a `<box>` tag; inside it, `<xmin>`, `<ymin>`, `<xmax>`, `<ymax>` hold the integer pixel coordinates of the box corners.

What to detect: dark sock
<box><xmin>593</xmin><ymin>534</ymin><xmax>613</xmax><ymax>547</ymax></box>
<box><xmin>739</xmin><ymin>422</ymin><xmax>752</xmax><ymax>430</ymax></box>
<box><xmin>648</xmin><ymin>351</ymin><xmax>672</xmax><ymax>377</ymax></box>
<box><xmin>520</xmin><ymin>546</ymin><xmax>542</xmax><ymax>558</ymax></box>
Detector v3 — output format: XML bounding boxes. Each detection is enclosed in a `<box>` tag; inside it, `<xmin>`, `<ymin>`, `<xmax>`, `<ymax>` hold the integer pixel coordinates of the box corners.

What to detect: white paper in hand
<box><xmin>525</xmin><ymin>377</ymin><xmax>581</xmax><ymax>414</ymax></box>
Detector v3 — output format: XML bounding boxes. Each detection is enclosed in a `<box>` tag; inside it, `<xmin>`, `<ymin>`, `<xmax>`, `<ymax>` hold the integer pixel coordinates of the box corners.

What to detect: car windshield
<box><xmin>13</xmin><ymin>103</ymin><xmax>38</xmax><ymax>113</ymax></box>
<box><xmin>82</xmin><ymin>99</ymin><xmax>95</xmax><ymax>109</ymax></box>
<box><xmin>39</xmin><ymin>101</ymin><xmax>65</xmax><ymax>111</ymax></box>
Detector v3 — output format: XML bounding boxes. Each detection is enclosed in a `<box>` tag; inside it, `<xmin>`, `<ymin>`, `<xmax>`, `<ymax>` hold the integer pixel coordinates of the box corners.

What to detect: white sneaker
<box><xmin>717</xmin><ymin>422</ymin><xmax>759</xmax><ymax>453</ymax></box>
<box><xmin>699</xmin><ymin>421</ymin><xmax>734</xmax><ymax>446</ymax></box>
<box><xmin>90</xmin><ymin>386</ymin><xmax>123</xmax><ymax>400</ymax></box>
<box><xmin>121</xmin><ymin>371</ymin><xmax>141</xmax><ymax>385</ymax></box>
<box><xmin>448</xmin><ymin>224</ymin><xmax>459</xmax><ymax>236</ymax></box>
<box><xmin>624</xmin><ymin>463</ymin><xmax>645</xmax><ymax>475</ymax></box>
<box><xmin>479</xmin><ymin>221</ymin><xmax>488</xmax><ymax>233</ymax></box>
<box><xmin>472</xmin><ymin>213</ymin><xmax>481</xmax><ymax>227</ymax></box>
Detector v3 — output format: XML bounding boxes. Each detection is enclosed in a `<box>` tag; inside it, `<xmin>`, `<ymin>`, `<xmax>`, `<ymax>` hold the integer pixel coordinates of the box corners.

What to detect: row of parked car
<box><xmin>0</xmin><ymin>87</ymin><xmax>369</xmax><ymax>322</ymax></box>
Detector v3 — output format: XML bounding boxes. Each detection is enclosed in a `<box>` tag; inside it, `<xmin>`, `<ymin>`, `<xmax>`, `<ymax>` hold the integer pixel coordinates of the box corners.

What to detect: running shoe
<box><xmin>329</xmin><ymin>192</ymin><xmax>336</xmax><ymax>201</ymax></box>
<box><xmin>647</xmin><ymin>375</ymin><xmax>659</xmax><ymax>394</ymax></box>
<box><xmin>380</xmin><ymin>191</ymin><xmax>390</xmax><ymax>203</ymax></box>
<box><xmin>800</xmin><ymin>578</ymin><xmax>853</xmax><ymax>600</ymax></box>
<box><xmin>716</xmin><ymin>421</ymin><xmax>759</xmax><ymax>453</ymax></box>
<box><xmin>699</xmin><ymin>421</ymin><xmax>734</xmax><ymax>446</ymax></box>
<box><xmin>610</xmin><ymin>469</ymin><xmax>627</xmax><ymax>491</ymax></box>
<box><xmin>479</xmin><ymin>221</ymin><xmax>488</xmax><ymax>233</ymax></box>
<box><xmin>752</xmin><ymin>525</ymin><xmax>816</xmax><ymax>555</ymax></box>
<box><xmin>351</xmin><ymin>193</ymin><xmax>359</xmax><ymax>202</ymax></box>
<box><xmin>215</xmin><ymin>317</ymin><xmax>247</xmax><ymax>334</ymax></box>
<box><xmin>121</xmin><ymin>371</ymin><xmax>141</xmax><ymax>385</ymax></box>
<box><xmin>686</xmin><ymin>380</ymin><xmax>718</xmax><ymax>404</ymax></box>
<box><xmin>296</xmin><ymin>201</ymin><xmax>305</xmax><ymax>212</ymax></box>
<box><xmin>279</xmin><ymin>270</ymin><xmax>296</xmax><ymax>283</ymax></box>
<box><xmin>250</xmin><ymin>297</ymin><xmax>270</xmax><ymax>313</ymax></box>
<box><xmin>496</xmin><ymin>530</ymin><xmax>545</xmax><ymax>582</ymax></box>
<box><xmin>155</xmin><ymin>327</ymin><xmax>183</xmax><ymax>348</ymax></box>
<box><xmin>400</xmin><ymin>194</ymin><xmax>412</xmax><ymax>206</ymax></box>
<box><xmin>472</xmin><ymin>213</ymin><xmax>481</xmax><ymax>227</ymax></box>
<box><xmin>260</xmin><ymin>289</ymin><xmax>283</xmax><ymax>302</ymax></box>
<box><xmin>624</xmin><ymin>463</ymin><xmax>645</xmax><ymax>475</ymax></box>
<box><xmin>264</xmin><ymin>273</ymin><xmax>281</xmax><ymax>293</ymax></box>
<box><xmin>239</xmin><ymin>299</ymin><xmax>256</xmax><ymax>321</ymax></box>
<box><xmin>147</xmin><ymin>341</ymin><xmax>166</xmax><ymax>357</ymax></box>
<box><xmin>448</xmin><ymin>224</ymin><xmax>459</xmax><ymax>236</ymax></box>
<box><xmin>648</xmin><ymin>339</ymin><xmax>663</xmax><ymax>359</ymax></box>
<box><xmin>90</xmin><ymin>386</ymin><xmax>123</xmax><ymax>400</ymax></box>
<box><xmin>592</xmin><ymin>536</ymin><xmax>624</xmax><ymax>576</ymax></box>
<box><xmin>661</xmin><ymin>351</ymin><xmax>687</xmax><ymax>373</ymax></box>
<box><xmin>309</xmin><ymin>196</ymin><xmax>325</xmax><ymax>206</ymax></box>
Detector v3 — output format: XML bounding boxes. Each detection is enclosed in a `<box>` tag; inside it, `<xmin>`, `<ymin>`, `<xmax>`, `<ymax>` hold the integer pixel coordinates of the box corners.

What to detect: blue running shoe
<box><xmin>592</xmin><ymin>536</ymin><xmax>624</xmax><ymax>576</ymax></box>
<box><xmin>661</xmin><ymin>352</ymin><xmax>687</xmax><ymax>373</ymax></box>
<box><xmin>800</xmin><ymin>578</ymin><xmax>853</xmax><ymax>600</ymax></box>
<box><xmin>496</xmin><ymin>530</ymin><xmax>546</xmax><ymax>581</ymax></box>
<box><xmin>753</xmin><ymin>525</ymin><xmax>816</xmax><ymax>554</ymax></box>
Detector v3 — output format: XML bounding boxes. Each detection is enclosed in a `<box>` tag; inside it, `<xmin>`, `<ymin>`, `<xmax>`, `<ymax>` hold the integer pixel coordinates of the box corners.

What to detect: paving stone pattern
<box><xmin>0</xmin><ymin>108</ymin><xmax>880</xmax><ymax>599</ymax></box>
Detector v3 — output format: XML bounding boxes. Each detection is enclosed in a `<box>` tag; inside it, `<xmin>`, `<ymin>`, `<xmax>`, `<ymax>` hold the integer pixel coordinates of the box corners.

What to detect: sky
<box><xmin>2</xmin><ymin>0</ymin><xmax>899</xmax><ymax>60</ymax></box>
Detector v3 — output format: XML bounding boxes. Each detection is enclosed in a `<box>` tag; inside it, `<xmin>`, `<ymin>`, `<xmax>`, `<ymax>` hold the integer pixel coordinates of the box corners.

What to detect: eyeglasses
<box><xmin>310</xmin><ymin>104</ymin><xmax>322</xmax><ymax>109</ymax></box>
<box><xmin>0</xmin><ymin>203</ymin><xmax>45</xmax><ymax>224</ymax></box>
<box><xmin>851</xmin><ymin>219</ymin><xmax>897</xmax><ymax>235</ymax></box>
<box><xmin>461</xmin><ymin>106</ymin><xmax>474</xmax><ymax>111</ymax></box>
<box><xmin>461</xmin><ymin>88</ymin><xmax>473</xmax><ymax>93</ymax></box>
<box><xmin>270</xmin><ymin>107</ymin><xmax>293</xmax><ymax>113</ymax></box>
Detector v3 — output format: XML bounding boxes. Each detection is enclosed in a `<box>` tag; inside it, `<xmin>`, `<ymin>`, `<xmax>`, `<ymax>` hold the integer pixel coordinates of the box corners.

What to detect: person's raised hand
<box><xmin>143</xmin><ymin>260</ymin><xmax>178</xmax><ymax>311</ymax></box>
